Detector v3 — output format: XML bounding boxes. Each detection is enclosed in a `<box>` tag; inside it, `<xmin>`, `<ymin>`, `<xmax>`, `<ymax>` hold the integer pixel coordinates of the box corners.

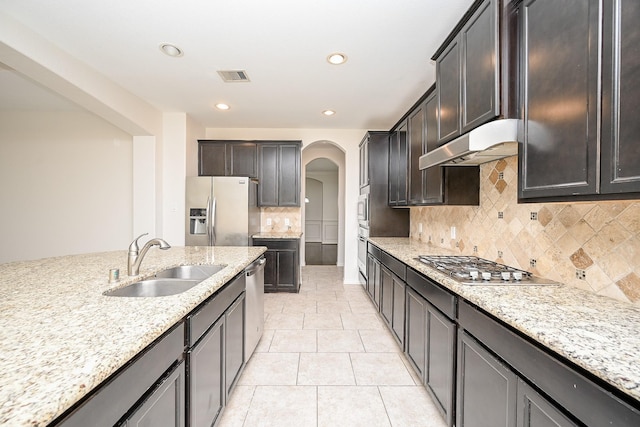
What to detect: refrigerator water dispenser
<box><xmin>189</xmin><ymin>208</ymin><xmax>207</xmax><ymax>235</ymax></box>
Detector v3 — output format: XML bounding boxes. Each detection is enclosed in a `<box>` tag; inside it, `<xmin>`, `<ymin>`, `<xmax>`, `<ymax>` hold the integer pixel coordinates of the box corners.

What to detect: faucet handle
<box><xmin>128</xmin><ymin>233</ymin><xmax>148</xmax><ymax>253</ymax></box>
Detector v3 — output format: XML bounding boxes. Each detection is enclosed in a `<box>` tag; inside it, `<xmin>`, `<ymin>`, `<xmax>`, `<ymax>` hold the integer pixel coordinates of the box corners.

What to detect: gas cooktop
<box><xmin>417</xmin><ymin>255</ymin><xmax>559</xmax><ymax>286</ymax></box>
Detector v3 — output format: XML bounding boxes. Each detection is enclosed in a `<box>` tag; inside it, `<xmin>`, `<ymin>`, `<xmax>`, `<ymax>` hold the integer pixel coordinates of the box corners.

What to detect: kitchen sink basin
<box><xmin>155</xmin><ymin>264</ymin><xmax>227</xmax><ymax>280</ymax></box>
<box><xmin>104</xmin><ymin>278</ymin><xmax>202</xmax><ymax>297</ymax></box>
<box><xmin>104</xmin><ymin>264</ymin><xmax>227</xmax><ymax>297</ymax></box>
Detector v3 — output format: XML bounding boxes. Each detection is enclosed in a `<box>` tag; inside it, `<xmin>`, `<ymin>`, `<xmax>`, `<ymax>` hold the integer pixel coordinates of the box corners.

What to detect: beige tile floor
<box><xmin>218</xmin><ymin>265</ymin><xmax>448</xmax><ymax>427</ymax></box>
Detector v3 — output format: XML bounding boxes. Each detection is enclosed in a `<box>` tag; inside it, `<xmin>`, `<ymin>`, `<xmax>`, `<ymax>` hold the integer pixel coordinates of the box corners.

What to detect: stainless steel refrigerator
<box><xmin>185</xmin><ymin>176</ymin><xmax>260</xmax><ymax>246</ymax></box>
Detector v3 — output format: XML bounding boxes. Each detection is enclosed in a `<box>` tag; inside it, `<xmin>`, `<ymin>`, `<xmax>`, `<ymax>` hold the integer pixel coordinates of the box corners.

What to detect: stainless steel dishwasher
<box><xmin>244</xmin><ymin>256</ymin><xmax>265</xmax><ymax>358</ymax></box>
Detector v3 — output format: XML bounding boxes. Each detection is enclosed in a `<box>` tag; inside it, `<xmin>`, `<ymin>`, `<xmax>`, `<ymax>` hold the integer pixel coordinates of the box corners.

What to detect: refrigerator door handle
<box><xmin>210</xmin><ymin>197</ymin><xmax>217</xmax><ymax>246</ymax></box>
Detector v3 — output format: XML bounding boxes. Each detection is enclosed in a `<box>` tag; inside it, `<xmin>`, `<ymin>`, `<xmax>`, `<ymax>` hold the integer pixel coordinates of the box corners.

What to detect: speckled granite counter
<box><xmin>252</xmin><ymin>231</ymin><xmax>302</xmax><ymax>239</ymax></box>
<box><xmin>368</xmin><ymin>237</ymin><xmax>640</xmax><ymax>404</ymax></box>
<box><xmin>0</xmin><ymin>246</ymin><xmax>266</xmax><ymax>427</ymax></box>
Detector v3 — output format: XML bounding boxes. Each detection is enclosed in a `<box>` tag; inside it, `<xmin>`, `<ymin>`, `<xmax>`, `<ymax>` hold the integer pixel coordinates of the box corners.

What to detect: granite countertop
<box><xmin>368</xmin><ymin>237</ymin><xmax>640</xmax><ymax>404</ymax></box>
<box><xmin>0</xmin><ymin>246</ymin><xmax>266</xmax><ymax>427</ymax></box>
<box><xmin>252</xmin><ymin>231</ymin><xmax>303</xmax><ymax>239</ymax></box>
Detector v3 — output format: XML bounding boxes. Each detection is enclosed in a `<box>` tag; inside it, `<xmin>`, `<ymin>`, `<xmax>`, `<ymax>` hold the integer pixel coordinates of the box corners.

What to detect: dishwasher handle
<box><xmin>246</xmin><ymin>256</ymin><xmax>266</xmax><ymax>277</ymax></box>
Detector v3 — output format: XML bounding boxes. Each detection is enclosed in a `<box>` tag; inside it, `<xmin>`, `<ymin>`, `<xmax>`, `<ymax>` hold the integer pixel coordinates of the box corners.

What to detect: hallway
<box><xmin>218</xmin><ymin>266</ymin><xmax>448</xmax><ymax>427</ymax></box>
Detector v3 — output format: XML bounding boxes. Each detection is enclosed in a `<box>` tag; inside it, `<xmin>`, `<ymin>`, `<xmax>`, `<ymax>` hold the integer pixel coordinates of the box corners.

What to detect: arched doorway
<box><xmin>301</xmin><ymin>141</ymin><xmax>345</xmax><ymax>269</ymax></box>
<box><xmin>305</xmin><ymin>159</ymin><xmax>338</xmax><ymax>265</ymax></box>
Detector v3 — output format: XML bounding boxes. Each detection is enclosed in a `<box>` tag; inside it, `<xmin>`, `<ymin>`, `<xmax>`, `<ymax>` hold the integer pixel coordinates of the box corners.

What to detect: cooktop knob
<box><xmin>481</xmin><ymin>271</ymin><xmax>492</xmax><ymax>281</ymax></box>
<box><xmin>469</xmin><ymin>271</ymin><xmax>479</xmax><ymax>280</ymax></box>
<box><xmin>501</xmin><ymin>271</ymin><xmax>511</xmax><ymax>281</ymax></box>
<box><xmin>513</xmin><ymin>272</ymin><xmax>523</xmax><ymax>281</ymax></box>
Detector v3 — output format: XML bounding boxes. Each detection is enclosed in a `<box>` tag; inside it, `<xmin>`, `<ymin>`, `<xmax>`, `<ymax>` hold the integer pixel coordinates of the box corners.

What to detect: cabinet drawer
<box><xmin>367</xmin><ymin>242</ymin><xmax>382</xmax><ymax>259</ymax></box>
<box><xmin>380</xmin><ymin>251</ymin><xmax>406</xmax><ymax>281</ymax></box>
<box><xmin>188</xmin><ymin>273</ymin><xmax>245</xmax><ymax>345</ymax></box>
<box><xmin>406</xmin><ymin>268</ymin><xmax>456</xmax><ymax>319</ymax></box>
<box><xmin>253</xmin><ymin>238</ymin><xmax>298</xmax><ymax>250</ymax></box>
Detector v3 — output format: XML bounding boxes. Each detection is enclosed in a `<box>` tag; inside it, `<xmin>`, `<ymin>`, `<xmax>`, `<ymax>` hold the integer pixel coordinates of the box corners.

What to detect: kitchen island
<box><xmin>0</xmin><ymin>245</ymin><xmax>266</xmax><ymax>426</ymax></box>
<box><xmin>368</xmin><ymin>237</ymin><xmax>640</xmax><ymax>426</ymax></box>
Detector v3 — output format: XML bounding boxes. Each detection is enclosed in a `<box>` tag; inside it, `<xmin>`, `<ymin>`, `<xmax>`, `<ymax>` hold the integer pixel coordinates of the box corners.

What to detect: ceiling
<box><xmin>0</xmin><ymin>0</ymin><xmax>474</xmax><ymax>130</ymax></box>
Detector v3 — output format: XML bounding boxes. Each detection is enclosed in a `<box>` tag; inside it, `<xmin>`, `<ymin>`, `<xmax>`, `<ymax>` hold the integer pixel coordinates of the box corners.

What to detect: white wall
<box><xmin>0</xmin><ymin>111</ymin><xmax>133</xmax><ymax>263</ymax></box>
<box><xmin>205</xmin><ymin>128</ymin><xmax>365</xmax><ymax>284</ymax></box>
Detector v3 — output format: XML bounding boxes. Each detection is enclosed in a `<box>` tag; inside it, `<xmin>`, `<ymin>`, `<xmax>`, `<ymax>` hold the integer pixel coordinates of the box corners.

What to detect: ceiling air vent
<box><xmin>217</xmin><ymin>70</ymin><xmax>250</xmax><ymax>82</ymax></box>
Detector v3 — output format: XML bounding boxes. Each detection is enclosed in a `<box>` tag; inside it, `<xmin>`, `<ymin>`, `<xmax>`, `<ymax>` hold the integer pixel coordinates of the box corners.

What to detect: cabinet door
<box><xmin>278</xmin><ymin>144</ymin><xmax>300</xmax><ymax>206</ymax></box>
<box><xmin>519</xmin><ymin>0</ymin><xmax>600</xmax><ymax>199</ymax></box>
<box><xmin>457</xmin><ymin>331</ymin><xmax>517</xmax><ymax>427</ymax></box>
<box><xmin>126</xmin><ymin>361</ymin><xmax>185</xmax><ymax>427</ymax></box>
<box><xmin>461</xmin><ymin>0</ymin><xmax>499</xmax><ymax>133</ymax></box>
<box><xmin>408</xmin><ymin>105</ymin><xmax>426</xmax><ymax>205</ymax></box>
<box><xmin>225</xmin><ymin>294</ymin><xmax>245</xmax><ymax>397</ymax></box>
<box><xmin>366</xmin><ymin>253</ymin><xmax>377</xmax><ymax>305</ymax></box>
<box><xmin>258</xmin><ymin>145</ymin><xmax>278</xmax><ymax>206</ymax></box>
<box><xmin>405</xmin><ymin>287</ymin><xmax>427</xmax><ymax>378</ymax></box>
<box><xmin>388</xmin><ymin>129</ymin><xmax>400</xmax><ymax>205</ymax></box>
<box><xmin>189</xmin><ymin>319</ymin><xmax>224</xmax><ymax>427</ymax></box>
<box><xmin>517</xmin><ymin>380</ymin><xmax>578</xmax><ymax>427</ymax></box>
<box><xmin>227</xmin><ymin>142</ymin><xmax>257</xmax><ymax>178</ymax></box>
<box><xmin>437</xmin><ymin>39</ymin><xmax>461</xmax><ymax>143</ymax></box>
<box><xmin>262</xmin><ymin>249</ymin><xmax>277</xmax><ymax>291</ymax></box>
<box><xmin>601</xmin><ymin>0</ymin><xmax>640</xmax><ymax>194</ymax></box>
<box><xmin>380</xmin><ymin>266</ymin><xmax>394</xmax><ymax>325</ymax></box>
<box><xmin>424</xmin><ymin>91</ymin><xmax>445</xmax><ymax>204</ymax></box>
<box><xmin>199</xmin><ymin>143</ymin><xmax>227</xmax><ymax>176</ymax></box>
<box><xmin>391</xmin><ymin>275</ymin><xmax>405</xmax><ymax>346</ymax></box>
<box><xmin>276</xmin><ymin>249</ymin><xmax>297</xmax><ymax>290</ymax></box>
<box><xmin>426</xmin><ymin>306</ymin><xmax>456</xmax><ymax>426</ymax></box>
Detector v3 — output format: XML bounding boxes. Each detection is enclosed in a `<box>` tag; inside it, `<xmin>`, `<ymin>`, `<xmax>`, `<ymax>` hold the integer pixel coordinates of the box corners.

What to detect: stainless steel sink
<box><xmin>104</xmin><ymin>278</ymin><xmax>202</xmax><ymax>297</ymax></box>
<box><xmin>104</xmin><ymin>264</ymin><xmax>227</xmax><ymax>297</ymax></box>
<box><xmin>155</xmin><ymin>264</ymin><xmax>227</xmax><ymax>280</ymax></box>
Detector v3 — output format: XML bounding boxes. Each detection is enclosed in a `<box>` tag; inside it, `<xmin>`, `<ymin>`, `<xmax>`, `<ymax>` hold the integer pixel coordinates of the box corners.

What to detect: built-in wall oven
<box><xmin>358</xmin><ymin>225</ymin><xmax>369</xmax><ymax>283</ymax></box>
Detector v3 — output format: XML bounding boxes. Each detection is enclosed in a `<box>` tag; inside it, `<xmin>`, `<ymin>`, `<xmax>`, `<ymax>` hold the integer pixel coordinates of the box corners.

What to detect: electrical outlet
<box><xmin>576</xmin><ymin>269</ymin><xmax>586</xmax><ymax>280</ymax></box>
<box><xmin>498</xmin><ymin>251</ymin><xmax>503</xmax><ymax>258</ymax></box>
<box><xmin>530</xmin><ymin>259</ymin><xmax>537</xmax><ymax>268</ymax></box>
<box><xmin>498</xmin><ymin>211</ymin><xmax>504</xmax><ymax>219</ymax></box>
<box><xmin>418</xmin><ymin>223</ymin><xmax>423</xmax><ymax>233</ymax></box>
<box><xmin>531</xmin><ymin>212</ymin><xmax>538</xmax><ymax>221</ymax></box>
<box><xmin>473</xmin><ymin>246</ymin><xmax>478</xmax><ymax>253</ymax></box>
<box><xmin>450</xmin><ymin>226</ymin><xmax>456</xmax><ymax>239</ymax></box>
<box><xmin>266</xmin><ymin>218</ymin><xmax>272</xmax><ymax>226</ymax></box>
<box><xmin>284</xmin><ymin>218</ymin><xmax>290</xmax><ymax>226</ymax></box>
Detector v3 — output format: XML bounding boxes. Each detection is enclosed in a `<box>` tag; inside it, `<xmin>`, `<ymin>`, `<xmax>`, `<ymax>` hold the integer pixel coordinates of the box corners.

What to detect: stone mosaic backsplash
<box><xmin>260</xmin><ymin>207</ymin><xmax>302</xmax><ymax>233</ymax></box>
<box><xmin>410</xmin><ymin>156</ymin><xmax>640</xmax><ymax>304</ymax></box>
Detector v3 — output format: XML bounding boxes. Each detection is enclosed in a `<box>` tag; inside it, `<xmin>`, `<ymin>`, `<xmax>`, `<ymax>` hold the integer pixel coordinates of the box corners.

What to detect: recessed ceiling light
<box><xmin>322</xmin><ymin>110</ymin><xmax>336</xmax><ymax>116</ymax></box>
<box><xmin>215</xmin><ymin>103</ymin><xmax>230</xmax><ymax>111</ymax></box>
<box><xmin>327</xmin><ymin>53</ymin><xmax>347</xmax><ymax>65</ymax></box>
<box><xmin>159</xmin><ymin>43</ymin><xmax>183</xmax><ymax>57</ymax></box>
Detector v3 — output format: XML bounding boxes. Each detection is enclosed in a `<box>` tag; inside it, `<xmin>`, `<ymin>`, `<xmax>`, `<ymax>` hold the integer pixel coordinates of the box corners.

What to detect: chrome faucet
<box><xmin>127</xmin><ymin>233</ymin><xmax>171</xmax><ymax>276</ymax></box>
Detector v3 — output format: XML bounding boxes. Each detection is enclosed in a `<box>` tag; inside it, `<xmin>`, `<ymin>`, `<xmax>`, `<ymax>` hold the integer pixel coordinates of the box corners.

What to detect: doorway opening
<box><xmin>305</xmin><ymin>158</ymin><xmax>338</xmax><ymax>265</ymax></box>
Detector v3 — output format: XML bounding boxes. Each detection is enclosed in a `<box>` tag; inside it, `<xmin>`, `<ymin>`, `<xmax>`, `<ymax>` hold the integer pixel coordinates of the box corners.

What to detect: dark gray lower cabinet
<box><xmin>188</xmin><ymin>317</ymin><xmax>224</xmax><ymax>427</ymax></box>
<box><xmin>457</xmin><ymin>330</ymin><xmax>517</xmax><ymax>427</ymax></box>
<box><xmin>187</xmin><ymin>273</ymin><xmax>246</xmax><ymax>427</ymax></box>
<box><xmin>225</xmin><ymin>294</ymin><xmax>245</xmax><ymax>396</ymax></box>
<box><xmin>253</xmin><ymin>238</ymin><xmax>300</xmax><ymax>293</ymax></box>
<box><xmin>380</xmin><ymin>265</ymin><xmax>406</xmax><ymax>346</ymax></box>
<box><xmin>517</xmin><ymin>380</ymin><xmax>578</xmax><ymax>427</ymax></box>
<box><xmin>426</xmin><ymin>306</ymin><xmax>456</xmax><ymax>425</ymax></box>
<box><xmin>125</xmin><ymin>362</ymin><xmax>185</xmax><ymax>427</ymax></box>
<box><xmin>366</xmin><ymin>252</ymin><xmax>381</xmax><ymax>309</ymax></box>
<box><xmin>404</xmin><ymin>274</ymin><xmax>456</xmax><ymax>427</ymax></box>
<box><xmin>405</xmin><ymin>287</ymin><xmax>427</xmax><ymax>377</ymax></box>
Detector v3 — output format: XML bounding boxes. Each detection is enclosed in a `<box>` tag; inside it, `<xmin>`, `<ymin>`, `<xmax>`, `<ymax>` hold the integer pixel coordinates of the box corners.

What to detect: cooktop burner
<box><xmin>417</xmin><ymin>255</ymin><xmax>559</xmax><ymax>286</ymax></box>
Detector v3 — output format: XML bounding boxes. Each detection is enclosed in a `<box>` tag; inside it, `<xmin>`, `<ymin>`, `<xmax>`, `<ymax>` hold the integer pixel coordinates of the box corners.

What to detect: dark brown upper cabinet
<box><xmin>518</xmin><ymin>0</ymin><xmax>640</xmax><ymax>201</ymax></box>
<box><xmin>198</xmin><ymin>140</ymin><xmax>257</xmax><ymax>178</ymax></box>
<box><xmin>388</xmin><ymin>122</ymin><xmax>408</xmax><ymax>206</ymax></box>
<box><xmin>601</xmin><ymin>0</ymin><xmax>640</xmax><ymax>195</ymax></box>
<box><xmin>258</xmin><ymin>142</ymin><xmax>301</xmax><ymax>207</ymax></box>
<box><xmin>433</xmin><ymin>0</ymin><xmax>500</xmax><ymax>145</ymax></box>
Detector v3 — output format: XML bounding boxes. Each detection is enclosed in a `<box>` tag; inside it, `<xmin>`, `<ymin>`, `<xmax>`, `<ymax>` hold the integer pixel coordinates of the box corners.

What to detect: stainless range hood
<box><xmin>419</xmin><ymin>119</ymin><xmax>519</xmax><ymax>169</ymax></box>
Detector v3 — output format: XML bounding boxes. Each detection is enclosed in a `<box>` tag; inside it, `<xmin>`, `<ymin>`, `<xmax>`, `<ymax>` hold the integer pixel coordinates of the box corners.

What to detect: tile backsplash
<box><xmin>411</xmin><ymin>156</ymin><xmax>640</xmax><ymax>304</ymax></box>
<box><xmin>260</xmin><ymin>207</ymin><xmax>302</xmax><ymax>233</ymax></box>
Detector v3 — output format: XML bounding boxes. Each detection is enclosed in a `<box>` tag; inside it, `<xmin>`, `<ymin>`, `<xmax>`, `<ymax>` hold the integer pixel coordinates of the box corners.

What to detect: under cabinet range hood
<box><xmin>419</xmin><ymin>119</ymin><xmax>519</xmax><ymax>169</ymax></box>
